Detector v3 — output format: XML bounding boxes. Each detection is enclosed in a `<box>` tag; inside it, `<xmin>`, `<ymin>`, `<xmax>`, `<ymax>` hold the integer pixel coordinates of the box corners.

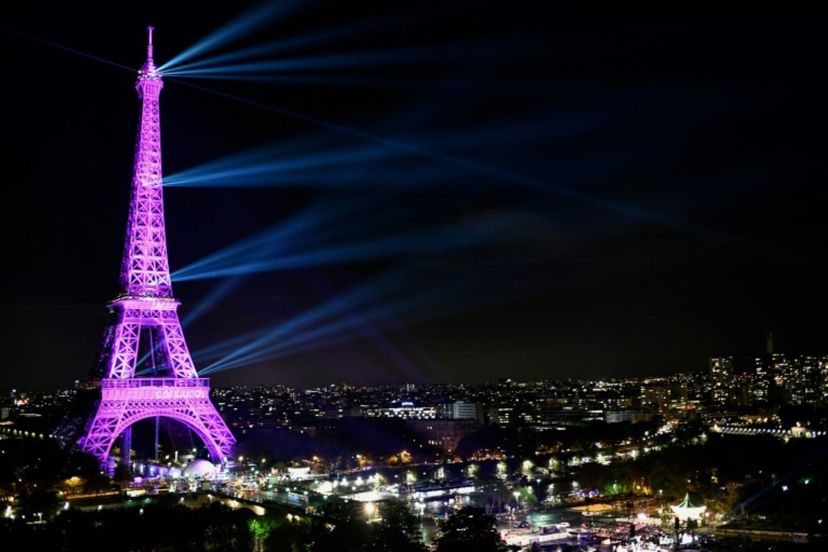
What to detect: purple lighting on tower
<box><xmin>79</xmin><ymin>28</ymin><xmax>235</xmax><ymax>469</ymax></box>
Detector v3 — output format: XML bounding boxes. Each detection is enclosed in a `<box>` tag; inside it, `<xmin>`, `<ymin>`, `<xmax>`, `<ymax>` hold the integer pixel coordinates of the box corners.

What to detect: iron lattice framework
<box><xmin>79</xmin><ymin>28</ymin><xmax>235</xmax><ymax>467</ymax></box>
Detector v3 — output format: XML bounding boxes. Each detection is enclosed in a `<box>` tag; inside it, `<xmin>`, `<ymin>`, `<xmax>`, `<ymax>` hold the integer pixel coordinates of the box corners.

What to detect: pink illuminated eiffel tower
<box><xmin>79</xmin><ymin>28</ymin><xmax>235</xmax><ymax>469</ymax></box>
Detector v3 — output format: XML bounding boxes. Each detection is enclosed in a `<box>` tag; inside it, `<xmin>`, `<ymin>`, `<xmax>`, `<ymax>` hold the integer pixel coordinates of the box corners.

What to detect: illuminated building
<box><xmin>604</xmin><ymin>409</ymin><xmax>655</xmax><ymax>424</ymax></box>
<box><xmin>78</xmin><ymin>28</ymin><xmax>234</xmax><ymax>469</ymax></box>
<box><xmin>363</xmin><ymin>402</ymin><xmax>437</xmax><ymax>419</ymax></box>
<box><xmin>487</xmin><ymin>406</ymin><xmax>515</xmax><ymax>427</ymax></box>
<box><xmin>709</xmin><ymin>356</ymin><xmax>735</xmax><ymax>406</ymax></box>
<box><xmin>437</xmin><ymin>401</ymin><xmax>482</xmax><ymax>421</ymax></box>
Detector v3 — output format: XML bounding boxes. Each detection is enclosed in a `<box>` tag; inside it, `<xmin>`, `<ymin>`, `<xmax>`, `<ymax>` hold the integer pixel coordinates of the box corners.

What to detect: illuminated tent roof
<box><xmin>675</xmin><ymin>493</ymin><xmax>703</xmax><ymax>509</ymax></box>
<box><xmin>671</xmin><ymin>493</ymin><xmax>705</xmax><ymax>520</ymax></box>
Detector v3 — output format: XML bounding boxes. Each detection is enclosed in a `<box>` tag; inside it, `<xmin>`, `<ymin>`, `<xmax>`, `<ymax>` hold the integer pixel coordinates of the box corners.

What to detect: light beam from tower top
<box><xmin>140</xmin><ymin>25</ymin><xmax>161</xmax><ymax>79</ymax></box>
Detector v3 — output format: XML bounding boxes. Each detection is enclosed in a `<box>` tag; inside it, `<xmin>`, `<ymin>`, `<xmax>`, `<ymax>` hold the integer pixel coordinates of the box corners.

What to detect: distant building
<box><xmin>407</xmin><ymin>419</ymin><xmax>479</xmax><ymax>453</ymax></box>
<box><xmin>604</xmin><ymin>409</ymin><xmax>655</xmax><ymax>424</ymax></box>
<box><xmin>709</xmin><ymin>356</ymin><xmax>735</xmax><ymax>406</ymax></box>
<box><xmin>752</xmin><ymin>356</ymin><xmax>770</xmax><ymax>404</ymax></box>
<box><xmin>363</xmin><ymin>402</ymin><xmax>437</xmax><ymax>420</ymax></box>
<box><xmin>438</xmin><ymin>401</ymin><xmax>481</xmax><ymax>421</ymax></box>
<box><xmin>821</xmin><ymin>359</ymin><xmax>828</xmax><ymax>404</ymax></box>
<box><xmin>754</xmin><ymin>351</ymin><xmax>827</xmax><ymax>406</ymax></box>
<box><xmin>793</xmin><ymin>355</ymin><xmax>823</xmax><ymax>406</ymax></box>
<box><xmin>537</xmin><ymin>407</ymin><xmax>603</xmax><ymax>427</ymax></box>
<box><xmin>668</xmin><ymin>381</ymin><xmax>689</xmax><ymax>406</ymax></box>
<box><xmin>639</xmin><ymin>384</ymin><xmax>668</xmax><ymax>411</ymax></box>
<box><xmin>487</xmin><ymin>406</ymin><xmax>515</xmax><ymax>427</ymax></box>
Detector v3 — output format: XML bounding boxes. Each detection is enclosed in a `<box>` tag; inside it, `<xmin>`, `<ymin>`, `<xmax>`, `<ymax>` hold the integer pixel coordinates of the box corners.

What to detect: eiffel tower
<box><xmin>77</xmin><ymin>28</ymin><xmax>235</xmax><ymax>470</ymax></box>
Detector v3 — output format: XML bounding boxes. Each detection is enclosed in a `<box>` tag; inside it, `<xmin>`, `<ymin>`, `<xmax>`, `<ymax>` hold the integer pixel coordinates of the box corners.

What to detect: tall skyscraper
<box><xmin>709</xmin><ymin>356</ymin><xmax>735</xmax><ymax>406</ymax></box>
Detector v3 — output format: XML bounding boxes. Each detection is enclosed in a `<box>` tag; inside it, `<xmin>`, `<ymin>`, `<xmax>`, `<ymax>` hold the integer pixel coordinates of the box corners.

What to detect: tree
<box><xmin>265</xmin><ymin>515</ymin><xmax>312</xmax><ymax>552</ymax></box>
<box><xmin>62</xmin><ymin>450</ymin><xmax>113</xmax><ymax>494</ymax></box>
<box><xmin>18</xmin><ymin>489</ymin><xmax>59</xmax><ymax>519</ymax></box>
<box><xmin>308</xmin><ymin>499</ymin><xmax>428</xmax><ymax>552</ymax></box>
<box><xmin>367</xmin><ymin>501</ymin><xmax>426</xmax><ymax>552</ymax></box>
<box><xmin>309</xmin><ymin>500</ymin><xmax>370</xmax><ymax>552</ymax></box>
<box><xmin>250</xmin><ymin>517</ymin><xmax>277</xmax><ymax>552</ymax></box>
<box><xmin>434</xmin><ymin>507</ymin><xmax>508</xmax><ymax>552</ymax></box>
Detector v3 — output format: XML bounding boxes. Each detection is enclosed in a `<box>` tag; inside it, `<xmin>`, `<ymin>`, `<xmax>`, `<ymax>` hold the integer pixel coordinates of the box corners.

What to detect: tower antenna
<box><xmin>147</xmin><ymin>25</ymin><xmax>154</xmax><ymax>60</ymax></box>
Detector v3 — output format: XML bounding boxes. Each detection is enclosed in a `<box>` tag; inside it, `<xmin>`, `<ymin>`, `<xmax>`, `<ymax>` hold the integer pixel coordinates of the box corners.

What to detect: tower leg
<box><xmin>122</xmin><ymin>427</ymin><xmax>132</xmax><ymax>469</ymax></box>
<box><xmin>154</xmin><ymin>415</ymin><xmax>160</xmax><ymax>461</ymax></box>
<box><xmin>80</xmin><ymin>379</ymin><xmax>235</xmax><ymax>467</ymax></box>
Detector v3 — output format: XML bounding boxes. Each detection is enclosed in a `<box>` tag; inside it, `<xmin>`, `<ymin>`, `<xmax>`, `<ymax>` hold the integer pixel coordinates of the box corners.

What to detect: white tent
<box><xmin>671</xmin><ymin>492</ymin><xmax>706</xmax><ymax>521</ymax></box>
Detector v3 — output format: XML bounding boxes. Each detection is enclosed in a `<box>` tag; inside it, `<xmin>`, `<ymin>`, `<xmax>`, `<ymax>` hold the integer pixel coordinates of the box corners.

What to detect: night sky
<box><xmin>1</xmin><ymin>1</ymin><xmax>826</xmax><ymax>389</ymax></box>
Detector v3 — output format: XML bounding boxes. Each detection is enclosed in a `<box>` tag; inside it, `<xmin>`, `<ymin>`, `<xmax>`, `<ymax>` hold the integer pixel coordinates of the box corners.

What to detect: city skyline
<box><xmin>1</xmin><ymin>1</ymin><xmax>827</xmax><ymax>390</ymax></box>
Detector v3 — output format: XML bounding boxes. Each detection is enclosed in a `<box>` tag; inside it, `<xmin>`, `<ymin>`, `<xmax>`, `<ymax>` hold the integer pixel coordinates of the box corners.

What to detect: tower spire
<box><xmin>123</xmin><ymin>27</ymin><xmax>168</xmax><ymax>297</ymax></box>
<box><xmin>147</xmin><ymin>26</ymin><xmax>154</xmax><ymax>62</ymax></box>
<box><xmin>141</xmin><ymin>25</ymin><xmax>158</xmax><ymax>76</ymax></box>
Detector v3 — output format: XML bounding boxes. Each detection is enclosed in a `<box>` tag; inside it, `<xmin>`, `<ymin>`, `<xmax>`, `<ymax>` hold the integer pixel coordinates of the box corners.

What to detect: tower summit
<box><xmin>142</xmin><ymin>26</ymin><xmax>157</xmax><ymax>75</ymax></box>
<box><xmin>122</xmin><ymin>25</ymin><xmax>168</xmax><ymax>298</ymax></box>
<box><xmin>79</xmin><ymin>29</ymin><xmax>235</xmax><ymax>470</ymax></box>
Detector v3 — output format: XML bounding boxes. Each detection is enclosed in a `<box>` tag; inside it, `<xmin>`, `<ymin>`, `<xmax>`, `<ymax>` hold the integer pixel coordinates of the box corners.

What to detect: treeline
<box><xmin>0</xmin><ymin>499</ymin><xmax>512</xmax><ymax>552</ymax></box>
<box><xmin>236</xmin><ymin>417</ymin><xmax>669</xmax><ymax>465</ymax></box>
<box><xmin>572</xmin><ymin>433</ymin><xmax>828</xmax><ymax>529</ymax></box>
<box><xmin>0</xmin><ymin>502</ymin><xmax>253</xmax><ymax>551</ymax></box>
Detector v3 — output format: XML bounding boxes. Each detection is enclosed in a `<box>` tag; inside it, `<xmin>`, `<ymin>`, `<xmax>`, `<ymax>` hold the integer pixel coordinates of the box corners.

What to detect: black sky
<box><xmin>1</xmin><ymin>1</ymin><xmax>826</xmax><ymax>388</ymax></box>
